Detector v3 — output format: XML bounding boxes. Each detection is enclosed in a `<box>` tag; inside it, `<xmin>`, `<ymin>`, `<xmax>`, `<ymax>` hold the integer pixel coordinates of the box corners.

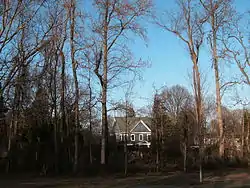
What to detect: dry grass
<box><xmin>1</xmin><ymin>168</ymin><xmax>250</xmax><ymax>188</ymax></box>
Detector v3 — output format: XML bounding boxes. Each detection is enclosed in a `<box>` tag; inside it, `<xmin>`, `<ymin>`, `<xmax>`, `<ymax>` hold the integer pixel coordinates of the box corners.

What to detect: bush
<box><xmin>203</xmin><ymin>155</ymin><xmax>249</xmax><ymax>170</ymax></box>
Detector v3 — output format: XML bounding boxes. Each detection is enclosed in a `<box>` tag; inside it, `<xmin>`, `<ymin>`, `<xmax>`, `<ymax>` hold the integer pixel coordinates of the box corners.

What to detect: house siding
<box><xmin>130</xmin><ymin>132</ymin><xmax>151</xmax><ymax>142</ymax></box>
<box><xmin>132</xmin><ymin>132</ymin><xmax>150</xmax><ymax>142</ymax></box>
<box><xmin>131</xmin><ymin>122</ymin><xmax>150</xmax><ymax>132</ymax></box>
<box><xmin>112</xmin><ymin>117</ymin><xmax>152</xmax><ymax>146</ymax></box>
<box><xmin>117</xmin><ymin>133</ymin><xmax>151</xmax><ymax>142</ymax></box>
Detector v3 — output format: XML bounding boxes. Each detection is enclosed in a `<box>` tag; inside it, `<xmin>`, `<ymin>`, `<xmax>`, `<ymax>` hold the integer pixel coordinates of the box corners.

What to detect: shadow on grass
<box><xmin>1</xmin><ymin>168</ymin><xmax>250</xmax><ymax>188</ymax></box>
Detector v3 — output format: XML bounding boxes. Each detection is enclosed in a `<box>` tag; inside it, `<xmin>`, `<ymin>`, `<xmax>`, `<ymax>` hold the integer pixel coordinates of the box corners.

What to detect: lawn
<box><xmin>1</xmin><ymin>168</ymin><xmax>250</xmax><ymax>188</ymax></box>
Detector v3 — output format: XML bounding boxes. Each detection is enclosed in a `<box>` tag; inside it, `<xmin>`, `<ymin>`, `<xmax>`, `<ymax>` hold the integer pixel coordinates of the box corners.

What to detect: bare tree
<box><xmin>123</xmin><ymin>82</ymin><xmax>135</xmax><ymax>176</ymax></box>
<box><xmin>91</xmin><ymin>0</ymin><xmax>153</xmax><ymax>165</ymax></box>
<box><xmin>67</xmin><ymin>0</ymin><xmax>80</xmax><ymax>173</ymax></box>
<box><xmin>152</xmin><ymin>92</ymin><xmax>162</xmax><ymax>172</ymax></box>
<box><xmin>109</xmin><ymin>81</ymin><xmax>136</xmax><ymax>175</ymax></box>
<box><xmin>223</xmin><ymin>13</ymin><xmax>249</xmax><ymax>86</ymax></box>
<box><xmin>157</xmin><ymin>0</ymin><xmax>206</xmax><ymax>182</ymax></box>
<box><xmin>200</xmin><ymin>0</ymin><xmax>236</xmax><ymax>157</ymax></box>
<box><xmin>85</xmin><ymin>55</ymin><xmax>98</xmax><ymax>165</ymax></box>
<box><xmin>160</xmin><ymin>85</ymin><xmax>193</xmax><ymax>122</ymax></box>
<box><xmin>1</xmin><ymin>0</ymin><xmax>56</xmax><ymax>91</ymax></box>
<box><xmin>1</xmin><ymin>0</ymin><xmax>60</xmax><ymax>173</ymax></box>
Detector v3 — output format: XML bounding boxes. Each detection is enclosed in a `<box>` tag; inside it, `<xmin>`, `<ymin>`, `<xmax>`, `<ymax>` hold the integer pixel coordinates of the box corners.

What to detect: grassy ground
<box><xmin>1</xmin><ymin>168</ymin><xmax>250</xmax><ymax>188</ymax></box>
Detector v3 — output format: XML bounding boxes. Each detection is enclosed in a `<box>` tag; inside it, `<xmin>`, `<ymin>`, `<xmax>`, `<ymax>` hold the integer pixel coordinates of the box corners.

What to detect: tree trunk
<box><xmin>53</xmin><ymin>54</ymin><xmax>59</xmax><ymax>173</ymax></box>
<box><xmin>60</xmin><ymin>51</ymin><xmax>66</xmax><ymax>144</ymax></box>
<box><xmin>247</xmin><ymin>121</ymin><xmax>249</xmax><ymax>154</ymax></box>
<box><xmin>160</xmin><ymin>114</ymin><xmax>164</xmax><ymax>169</ymax></box>
<box><xmin>101</xmin><ymin>85</ymin><xmax>107</xmax><ymax>165</ymax></box>
<box><xmin>193</xmin><ymin>60</ymin><xmax>203</xmax><ymax>183</ymax></box>
<box><xmin>89</xmin><ymin>114</ymin><xmax>93</xmax><ymax>165</ymax></box>
<box><xmin>69</xmin><ymin>0</ymin><xmax>79</xmax><ymax>173</ymax></box>
<box><xmin>184</xmin><ymin>143</ymin><xmax>187</xmax><ymax>172</ymax></box>
<box><xmin>6</xmin><ymin>73</ymin><xmax>21</xmax><ymax>173</ymax></box>
<box><xmin>124</xmin><ymin>140</ymin><xmax>128</xmax><ymax>176</ymax></box>
<box><xmin>124</xmin><ymin>133</ymin><xmax>128</xmax><ymax>176</ymax></box>
<box><xmin>88</xmin><ymin>64</ymin><xmax>93</xmax><ymax>164</ymax></box>
<box><xmin>72</xmin><ymin>60</ymin><xmax>79</xmax><ymax>174</ymax></box>
<box><xmin>183</xmin><ymin>115</ymin><xmax>188</xmax><ymax>172</ymax></box>
<box><xmin>124</xmin><ymin>100</ymin><xmax>128</xmax><ymax>176</ymax></box>
<box><xmin>89</xmin><ymin>104</ymin><xmax>93</xmax><ymax>164</ymax></box>
<box><xmin>156</xmin><ymin>121</ymin><xmax>159</xmax><ymax>172</ymax></box>
<box><xmin>6</xmin><ymin>119</ymin><xmax>12</xmax><ymax>173</ymax></box>
<box><xmin>211</xmin><ymin>12</ymin><xmax>224</xmax><ymax>158</ymax></box>
<box><xmin>241</xmin><ymin>109</ymin><xmax>245</xmax><ymax>158</ymax></box>
<box><xmin>100</xmin><ymin>2</ymin><xmax>109</xmax><ymax>165</ymax></box>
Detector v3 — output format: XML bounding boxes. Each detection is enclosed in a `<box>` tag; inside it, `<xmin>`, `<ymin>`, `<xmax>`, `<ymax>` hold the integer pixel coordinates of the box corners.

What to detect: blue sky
<box><xmin>82</xmin><ymin>0</ymin><xmax>250</xmax><ymax>111</ymax></box>
<box><xmin>111</xmin><ymin>0</ymin><xmax>250</xmax><ymax>111</ymax></box>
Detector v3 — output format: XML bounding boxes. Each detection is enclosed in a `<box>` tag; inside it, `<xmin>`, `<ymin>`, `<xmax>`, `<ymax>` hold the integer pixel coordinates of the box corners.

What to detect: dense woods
<box><xmin>0</xmin><ymin>0</ymin><xmax>249</xmax><ymax>183</ymax></box>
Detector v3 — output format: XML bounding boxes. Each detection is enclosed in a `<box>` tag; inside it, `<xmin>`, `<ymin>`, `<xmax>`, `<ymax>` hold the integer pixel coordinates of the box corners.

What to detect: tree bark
<box><xmin>241</xmin><ymin>109</ymin><xmax>245</xmax><ymax>158</ymax></box>
<box><xmin>183</xmin><ymin>115</ymin><xmax>188</xmax><ymax>172</ymax></box>
<box><xmin>247</xmin><ymin>121</ymin><xmax>249</xmax><ymax>154</ymax></box>
<box><xmin>156</xmin><ymin>125</ymin><xmax>159</xmax><ymax>173</ymax></box>
<box><xmin>69</xmin><ymin>0</ymin><xmax>79</xmax><ymax>173</ymax></box>
<box><xmin>60</xmin><ymin>51</ymin><xmax>66</xmax><ymax>143</ymax></box>
<box><xmin>124</xmin><ymin>99</ymin><xmax>128</xmax><ymax>176</ymax></box>
<box><xmin>211</xmin><ymin>11</ymin><xmax>224</xmax><ymax>157</ymax></box>
<box><xmin>160</xmin><ymin>114</ymin><xmax>164</xmax><ymax>169</ymax></box>
<box><xmin>157</xmin><ymin>0</ymin><xmax>205</xmax><ymax>181</ymax></box>
<box><xmin>193</xmin><ymin>61</ymin><xmax>203</xmax><ymax>183</ymax></box>
<box><xmin>89</xmin><ymin>104</ymin><xmax>93</xmax><ymax>165</ymax></box>
<box><xmin>93</xmin><ymin>0</ymin><xmax>151</xmax><ymax>166</ymax></box>
<box><xmin>6</xmin><ymin>119</ymin><xmax>12</xmax><ymax>173</ymax></box>
<box><xmin>53</xmin><ymin>54</ymin><xmax>58</xmax><ymax>173</ymax></box>
<box><xmin>87</xmin><ymin>61</ymin><xmax>93</xmax><ymax>165</ymax></box>
<box><xmin>100</xmin><ymin>1</ymin><xmax>109</xmax><ymax>165</ymax></box>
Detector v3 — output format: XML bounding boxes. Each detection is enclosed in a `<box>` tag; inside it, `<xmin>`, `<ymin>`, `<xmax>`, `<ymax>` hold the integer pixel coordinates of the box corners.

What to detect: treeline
<box><xmin>155</xmin><ymin>0</ymin><xmax>249</xmax><ymax>182</ymax></box>
<box><xmin>0</xmin><ymin>0</ymin><xmax>249</xmax><ymax>179</ymax></box>
<box><xmin>0</xmin><ymin>0</ymin><xmax>153</xmax><ymax>175</ymax></box>
<box><xmin>152</xmin><ymin>85</ymin><xmax>250</xmax><ymax>174</ymax></box>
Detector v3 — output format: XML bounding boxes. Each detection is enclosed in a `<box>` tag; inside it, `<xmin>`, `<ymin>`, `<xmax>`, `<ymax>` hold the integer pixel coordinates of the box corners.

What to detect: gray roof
<box><xmin>110</xmin><ymin>116</ymin><xmax>152</xmax><ymax>133</ymax></box>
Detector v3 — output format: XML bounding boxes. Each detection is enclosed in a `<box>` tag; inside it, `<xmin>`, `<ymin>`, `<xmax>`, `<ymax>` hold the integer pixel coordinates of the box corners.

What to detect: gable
<box><xmin>111</xmin><ymin>117</ymin><xmax>152</xmax><ymax>133</ymax></box>
<box><xmin>130</xmin><ymin>120</ymin><xmax>151</xmax><ymax>133</ymax></box>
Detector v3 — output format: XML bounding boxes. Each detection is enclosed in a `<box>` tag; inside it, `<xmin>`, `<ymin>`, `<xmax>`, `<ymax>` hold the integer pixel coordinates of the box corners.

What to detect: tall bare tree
<box><xmin>91</xmin><ymin>0</ymin><xmax>153</xmax><ymax>165</ymax></box>
<box><xmin>2</xmin><ymin>0</ymin><xmax>59</xmax><ymax>173</ymax></box>
<box><xmin>123</xmin><ymin>82</ymin><xmax>135</xmax><ymax>176</ymax></box>
<box><xmin>152</xmin><ymin>92</ymin><xmax>162</xmax><ymax>172</ymax></box>
<box><xmin>67</xmin><ymin>0</ymin><xmax>80</xmax><ymax>173</ymax></box>
<box><xmin>200</xmin><ymin>0</ymin><xmax>235</xmax><ymax>157</ymax></box>
<box><xmin>157</xmin><ymin>0</ymin><xmax>206</xmax><ymax>182</ymax></box>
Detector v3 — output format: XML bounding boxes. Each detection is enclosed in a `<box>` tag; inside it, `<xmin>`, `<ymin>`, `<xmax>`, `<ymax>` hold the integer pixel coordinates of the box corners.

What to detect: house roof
<box><xmin>110</xmin><ymin>116</ymin><xmax>152</xmax><ymax>133</ymax></box>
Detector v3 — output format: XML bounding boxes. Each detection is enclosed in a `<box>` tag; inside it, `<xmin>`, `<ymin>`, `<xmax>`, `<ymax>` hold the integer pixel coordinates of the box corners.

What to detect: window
<box><xmin>130</xmin><ymin>134</ymin><xmax>135</xmax><ymax>141</ymax></box>
<box><xmin>120</xmin><ymin>134</ymin><xmax>129</xmax><ymax>141</ymax></box>
<box><xmin>139</xmin><ymin>134</ymin><xmax>143</xmax><ymax>141</ymax></box>
<box><xmin>124</xmin><ymin>134</ymin><xmax>128</xmax><ymax>140</ymax></box>
<box><xmin>120</xmin><ymin>134</ymin><xmax>125</xmax><ymax>141</ymax></box>
<box><xmin>147</xmin><ymin>134</ymin><xmax>151</xmax><ymax>142</ymax></box>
